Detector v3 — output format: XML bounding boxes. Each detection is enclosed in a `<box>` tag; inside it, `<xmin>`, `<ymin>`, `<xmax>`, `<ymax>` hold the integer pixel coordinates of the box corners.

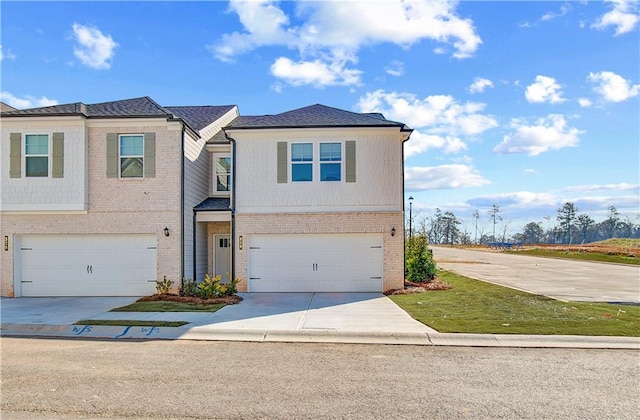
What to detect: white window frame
<box><xmin>291</xmin><ymin>142</ymin><xmax>314</xmax><ymax>182</ymax></box>
<box><xmin>119</xmin><ymin>134</ymin><xmax>144</xmax><ymax>179</ymax></box>
<box><xmin>24</xmin><ymin>133</ymin><xmax>50</xmax><ymax>178</ymax></box>
<box><xmin>213</xmin><ymin>153</ymin><xmax>232</xmax><ymax>196</ymax></box>
<box><xmin>319</xmin><ymin>142</ymin><xmax>342</xmax><ymax>182</ymax></box>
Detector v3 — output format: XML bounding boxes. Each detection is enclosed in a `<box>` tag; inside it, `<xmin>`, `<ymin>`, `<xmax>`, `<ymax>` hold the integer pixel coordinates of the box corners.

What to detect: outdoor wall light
<box><xmin>164</xmin><ymin>227</ymin><xmax>170</xmax><ymax>237</ymax></box>
<box><xmin>391</xmin><ymin>227</ymin><xmax>396</xmax><ymax>237</ymax></box>
<box><xmin>239</xmin><ymin>235</ymin><xmax>243</xmax><ymax>250</ymax></box>
<box><xmin>4</xmin><ymin>236</ymin><xmax>8</xmax><ymax>251</ymax></box>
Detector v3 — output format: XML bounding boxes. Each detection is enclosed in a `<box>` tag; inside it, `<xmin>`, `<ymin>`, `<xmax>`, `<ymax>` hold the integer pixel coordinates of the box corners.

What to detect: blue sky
<box><xmin>2</xmin><ymin>1</ymin><xmax>639</xmax><ymax>235</ymax></box>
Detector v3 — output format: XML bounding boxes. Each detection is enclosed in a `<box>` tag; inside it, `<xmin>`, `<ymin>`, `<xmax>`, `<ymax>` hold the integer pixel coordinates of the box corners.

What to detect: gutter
<box><xmin>223</xmin><ymin>130</ymin><xmax>237</xmax><ymax>285</ymax></box>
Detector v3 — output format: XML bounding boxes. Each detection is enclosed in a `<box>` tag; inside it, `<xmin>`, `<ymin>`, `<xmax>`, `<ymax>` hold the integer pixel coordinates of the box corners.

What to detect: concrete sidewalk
<box><xmin>2</xmin><ymin>294</ymin><xmax>639</xmax><ymax>349</ymax></box>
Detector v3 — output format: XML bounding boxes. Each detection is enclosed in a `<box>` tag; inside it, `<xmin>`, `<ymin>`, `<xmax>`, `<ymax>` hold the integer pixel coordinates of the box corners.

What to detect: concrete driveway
<box><xmin>0</xmin><ymin>293</ymin><xmax>436</xmax><ymax>335</ymax></box>
<box><xmin>431</xmin><ymin>246</ymin><xmax>640</xmax><ymax>303</ymax></box>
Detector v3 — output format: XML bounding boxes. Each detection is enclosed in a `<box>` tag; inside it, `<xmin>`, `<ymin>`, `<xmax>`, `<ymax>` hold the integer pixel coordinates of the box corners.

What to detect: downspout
<box><xmin>192</xmin><ymin>210</ymin><xmax>197</xmax><ymax>281</ymax></box>
<box><xmin>223</xmin><ymin>130</ymin><xmax>237</xmax><ymax>285</ymax></box>
<box><xmin>401</xmin><ymin>132</ymin><xmax>411</xmax><ymax>288</ymax></box>
<box><xmin>180</xmin><ymin>126</ymin><xmax>186</xmax><ymax>281</ymax></box>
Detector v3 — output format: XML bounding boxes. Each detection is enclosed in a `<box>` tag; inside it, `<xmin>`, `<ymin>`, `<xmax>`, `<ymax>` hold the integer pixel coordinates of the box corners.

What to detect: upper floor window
<box><xmin>216</xmin><ymin>156</ymin><xmax>231</xmax><ymax>192</ymax></box>
<box><xmin>291</xmin><ymin>143</ymin><xmax>313</xmax><ymax>182</ymax></box>
<box><xmin>25</xmin><ymin>134</ymin><xmax>49</xmax><ymax>177</ymax></box>
<box><xmin>119</xmin><ymin>135</ymin><xmax>144</xmax><ymax>178</ymax></box>
<box><xmin>320</xmin><ymin>142</ymin><xmax>341</xmax><ymax>181</ymax></box>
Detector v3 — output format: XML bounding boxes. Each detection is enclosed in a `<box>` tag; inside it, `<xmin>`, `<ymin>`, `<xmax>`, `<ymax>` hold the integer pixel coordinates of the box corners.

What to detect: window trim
<box><xmin>119</xmin><ymin>134</ymin><xmax>145</xmax><ymax>179</ymax></box>
<box><xmin>290</xmin><ymin>142</ymin><xmax>314</xmax><ymax>182</ymax></box>
<box><xmin>213</xmin><ymin>153</ymin><xmax>232</xmax><ymax>195</ymax></box>
<box><xmin>319</xmin><ymin>142</ymin><xmax>342</xmax><ymax>182</ymax></box>
<box><xmin>24</xmin><ymin>133</ymin><xmax>50</xmax><ymax>178</ymax></box>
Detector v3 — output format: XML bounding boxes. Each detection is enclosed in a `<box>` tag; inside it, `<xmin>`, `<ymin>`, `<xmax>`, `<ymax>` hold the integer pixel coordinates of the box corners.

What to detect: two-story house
<box><xmin>0</xmin><ymin>97</ymin><xmax>238</xmax><ymax>297</ymax></box>
<box><xmin>197</xmin><ymin>104</ymin><xmax>412</xmax><ymax>292</ymax></box>
<box><xmin>1</xmin><ymin>98</ymin><xmax>412</xmax><ymax>297</ymax></box>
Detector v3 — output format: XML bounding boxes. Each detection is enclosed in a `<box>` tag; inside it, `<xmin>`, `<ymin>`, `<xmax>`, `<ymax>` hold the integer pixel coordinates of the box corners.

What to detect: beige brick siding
<box><xmin>234</xmin><ymin>212</ymin><xmax>404</xmax><ymax>292</ymax></box>
<box><xmin>1</xmin><ymin>123</ymin><xmax>183</xmax><ymax>297</ymax></box>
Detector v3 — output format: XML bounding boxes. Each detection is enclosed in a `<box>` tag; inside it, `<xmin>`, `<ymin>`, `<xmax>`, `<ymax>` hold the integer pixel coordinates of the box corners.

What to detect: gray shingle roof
<box><xmin>194</xmin><ymin>197</ymin><xmax>231</xmax><ymax>211</ymax></box>
<box><xmin>226</xmin><ymin>104</ymin><xmax>412</xmax><ymax>131</ymax></box>
<box><xmin>1</xmin><ymin>97</ymin><xmax>238</xmax><ymax>137</ymax></box>
<box><xmin>0</xmin><ymin>97</ymin><xmax>171</xmax><ymax>118</ymax></box>
<box><xmin>166</xmin><ymin>105</ymin><xmax>235</xmax><ymax>131</ymax></box>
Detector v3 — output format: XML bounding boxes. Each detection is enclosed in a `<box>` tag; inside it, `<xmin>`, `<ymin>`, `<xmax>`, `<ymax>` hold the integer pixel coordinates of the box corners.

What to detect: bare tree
<box><xmin>488</xmin><ymin>204</ymin><xmax>502</xmax><ymax>242</ymax></box>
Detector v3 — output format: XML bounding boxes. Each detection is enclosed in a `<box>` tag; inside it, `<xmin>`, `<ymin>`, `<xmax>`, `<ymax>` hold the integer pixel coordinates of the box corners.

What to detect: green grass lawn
<box><xmin>507</xmin><ymin>249</ymin><xmax>640</xmax><ymax>265</ymax></box>
<box><xmin>75</xmin><ymin>320</ymin><xmax>188</xmax><ymax>327</ymax></box>
<box><xmin>111</xmin><ymin>301</ymin><xmax>226</xmax><ymax>312</ymax></box>
<box><xmin>390</xmin><ymin>271</ymin><xmax>639</xmax><ymax>336</ymax></box>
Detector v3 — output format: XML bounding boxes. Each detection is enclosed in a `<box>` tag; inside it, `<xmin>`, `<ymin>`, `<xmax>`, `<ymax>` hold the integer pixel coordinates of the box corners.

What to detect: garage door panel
<box><xmin>19</xmin><ymin>235</ymin><xmax>157</xmax><ymax>297</ymax></box>
<box><xmin>248</xmin><ymin>234</ymin><xmax>383</xmax><ymax>292</ymax></box>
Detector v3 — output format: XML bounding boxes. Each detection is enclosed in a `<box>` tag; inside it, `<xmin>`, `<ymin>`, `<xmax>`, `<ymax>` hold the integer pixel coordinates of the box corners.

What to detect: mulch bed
<box><xmin>384</xmin><ymin>278</ymin><xmax>452</xmax><ymax>295</ymax></box>
<box><xmin>137</xmin><ymin>293</ymin><xmax>243</xmax><ymax>305</ymax></box>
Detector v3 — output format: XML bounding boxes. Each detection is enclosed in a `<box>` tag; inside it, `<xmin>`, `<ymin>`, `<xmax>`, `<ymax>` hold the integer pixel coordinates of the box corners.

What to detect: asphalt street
<box><xmin>2</xmin><ymin>338</ymin><xmax>638</xmax><ymax>419</ymax></box>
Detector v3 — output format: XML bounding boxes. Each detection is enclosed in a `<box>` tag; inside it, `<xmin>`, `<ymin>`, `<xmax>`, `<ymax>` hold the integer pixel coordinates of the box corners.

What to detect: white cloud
<box><xmin>405</xmin><ymin>164</ymin><xmax>491</xmax><ymax>191</ymax></box>
<box><xmin>578</xmin><ymin>97</ymin><xmax>593</xmax><ymax>107</ymax></box>
<box><xmin>588</xmin><ymin>71</ymin><xmax>639</xmax><ymax>102</ymax></box>
<box><xmin>470</xmin><ymin>191</ymin><xmax>557</xmax><ymax>208</ymax></box>
<box><xmin>270</xmin><ymin>56</ymin><xmax>362</xmax><ymax>87</ymax></box>
<box><xmin>468</xmin><ymin>77</ymin><xmax>494</xmax><ymax>94</ymax></box>
<box><xmin>564</xmin><ymin>182</ymin><xmax>639</xmax><ymax>193</ymax></box>
<box><xmin>72</xmin><ymin>23</ymin><xmax>118</xmax><ymax>70</ymax></box>
<box><xmin>591</xmin><ymin>0</ymin><xmax>639</xmax><ymax>36</ymax></box>
<box><xmin>356</xmin><ymin>90</ymin><xmax>498</xmax><ymax>157</ymax></box>
<box><xmin>494</xmin><ymin>114</ymin><xmax>583</xmax><ymax>156</ymax></box>
<box><xmin>541</xmin><ymin>4</ymin><xmax>571</xmax><ymax>22</ymax></box>
<box><xmin>385</xmin><ymin>60</ymin><xmax>404</xmax><ymax>77</ymax></box>
<box><xmin>213</xmin><ymin>0</ymin><xmax>481</xmax><ymax>87</ymax></box>
<box><xmin>0</xmin><ymin>91</ymin><xmax>58</xmax><ymax>109</ymax></box>
<box><xmin>402</xmin><ymin>131</ymin><xmax>468</xmax><ymax>157</ymax></box>
<box><xmin>525</xmin><ymin>75</ymin><xmax>566</xmax><ymax>104</ymax></box>
<box><xmin>0</xmin><ymin>45</ymin><xmax>16</xmax><ymax>61</ymax></box>
<box><xmin>524</xmin><ymin>169</ymin><xmax>537</xmax><ymax>174</ymax></box>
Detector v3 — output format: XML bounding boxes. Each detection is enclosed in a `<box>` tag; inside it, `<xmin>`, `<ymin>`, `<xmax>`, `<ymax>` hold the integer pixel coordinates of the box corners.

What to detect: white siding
<box><xmin>183</xmin><ymin>107</ymin><xmax>238</xmax><ymax>282</ymax></box>
<box><xmin>228</xmin><ymin>127</ymin><xmax>404</xmax><ymax>214</ymax></box>
<box><xmin>1</xmin><ymin>118</ymin><xmax>88</xmax><ymax>212</ymax></box>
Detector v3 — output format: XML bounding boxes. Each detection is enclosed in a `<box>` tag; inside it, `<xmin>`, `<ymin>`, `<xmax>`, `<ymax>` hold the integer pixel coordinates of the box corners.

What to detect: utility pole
<box><xmin>408</xmin><ymin>196</ymin><xmax>414</xmax><ymax>239</ymax></box>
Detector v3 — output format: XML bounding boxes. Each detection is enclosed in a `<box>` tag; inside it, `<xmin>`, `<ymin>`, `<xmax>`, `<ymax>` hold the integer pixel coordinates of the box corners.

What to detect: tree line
<box><xmin>408</xmin><ymin>204</ymin><xmax>640</xmax><ymax>245</ymax></box>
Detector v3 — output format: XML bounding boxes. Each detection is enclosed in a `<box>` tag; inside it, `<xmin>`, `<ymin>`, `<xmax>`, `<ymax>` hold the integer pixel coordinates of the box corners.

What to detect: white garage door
<box><xmin>18</xmin><ymin>235</ymin><xmax>157</xmax><ymax>297</ymax></box>
<box><xmin>248</xmin><ymin>234</ymin><xmax>383</xmax><ymax>292</ymax></box>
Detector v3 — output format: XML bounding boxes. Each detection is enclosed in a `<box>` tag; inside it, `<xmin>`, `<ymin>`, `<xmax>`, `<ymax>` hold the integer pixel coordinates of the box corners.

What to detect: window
<box><xmin>320</xmin><ymin>142</ymin><xmax>341</xmax><ymax>181</ymax></box>
<box><xmin>216</xmin><ymin>156</ymin><xmax>231</xmax><ymax>192</ymax></box>
<box><xmin>25</xmin><ymin>134</ymin><xmax>49</xmax><ymax>177</ymax></box>
<box><xmin>120</xmin><ymin>135</ymin><xmax>144</xmax><ymax>178</ymax></box>
<box><xmin>291</xmin><ymin>143</ymin><xmax>313</xmax><ymax>182</ymax></box>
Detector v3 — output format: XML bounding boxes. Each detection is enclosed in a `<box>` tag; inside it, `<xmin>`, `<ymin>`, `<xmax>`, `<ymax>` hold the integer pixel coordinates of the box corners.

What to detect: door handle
<box><xmin>87</xmin><ymin>265</ymin><xmax>93</xmax><ymax>274</ymax></box>
<box><xmin>87</xmin><ymin>265</ymin><xmax>90</xmax><ymax>274</ymax></box>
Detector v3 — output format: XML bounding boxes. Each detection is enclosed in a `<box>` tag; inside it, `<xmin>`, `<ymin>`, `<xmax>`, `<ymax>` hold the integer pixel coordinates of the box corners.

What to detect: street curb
<box><xmin>2</xmin><ymin>323</ymin><xmax>639</xmax><ymax>349</ymax></box>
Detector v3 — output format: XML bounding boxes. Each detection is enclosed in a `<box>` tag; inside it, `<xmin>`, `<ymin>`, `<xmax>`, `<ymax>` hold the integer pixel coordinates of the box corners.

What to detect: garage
<box><xmin>17</xmin><ymin>235</ymin><xmax>157</xmax><ymax>297</ymax></box>
<box><xmin>248</xmin><ymin>233</ymin><xmax>383</xmax><ymax>292</ymax></box>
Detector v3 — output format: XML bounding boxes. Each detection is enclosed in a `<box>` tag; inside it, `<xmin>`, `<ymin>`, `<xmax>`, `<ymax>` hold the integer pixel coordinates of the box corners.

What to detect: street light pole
<box><xmin>408</xmin><ymin>196</ymin><xmax>414</xmax><ymax>239</ymax></box>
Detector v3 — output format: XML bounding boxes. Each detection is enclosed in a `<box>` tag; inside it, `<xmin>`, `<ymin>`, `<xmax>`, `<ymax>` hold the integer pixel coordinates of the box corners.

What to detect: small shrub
<box><xmin>197</xmin><ymin>274</ymin><xmax>222</xmax><ymax>299</ymax></box>
<box><xmin>180</xmin><ymin>277</ymin><xmax>199</xmax><ymax>297</ymax></box>
<box><xmin>405</xmin><ymin>234</ymin><xmax>437</xmax><ymax>283</ymax></box>
<box><xmin>181</xmin><ymin>274</ymin><xmax>240</xmax><ymax>299</ymax></box>
<box><xmin>155</xmin><ymin>276</ymin><xmax>174</xmax><ymax>294</ymax></box>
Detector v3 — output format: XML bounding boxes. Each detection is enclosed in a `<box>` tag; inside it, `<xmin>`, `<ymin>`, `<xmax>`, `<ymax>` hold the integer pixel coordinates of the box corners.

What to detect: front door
<box><xmin>214</xmin><ymin>235</ymin><xmax>231</xmax><ymax>282</ymax></box>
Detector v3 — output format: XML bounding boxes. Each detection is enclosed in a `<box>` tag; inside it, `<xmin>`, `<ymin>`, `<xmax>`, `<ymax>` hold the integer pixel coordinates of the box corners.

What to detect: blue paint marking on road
<box><xmin>114</xmin><ymin>326</ymin><xmax>132</xmax><ymax>339</ymax></box>
<box><xmin>141</xmin><ymin>327</ymin><xmax>160</xmax><ymax>336</ymax></box>
<box><xmin>72</xmin><ymin>325</ymin><xmax>92</xmax><ymax>335</ymax></box>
